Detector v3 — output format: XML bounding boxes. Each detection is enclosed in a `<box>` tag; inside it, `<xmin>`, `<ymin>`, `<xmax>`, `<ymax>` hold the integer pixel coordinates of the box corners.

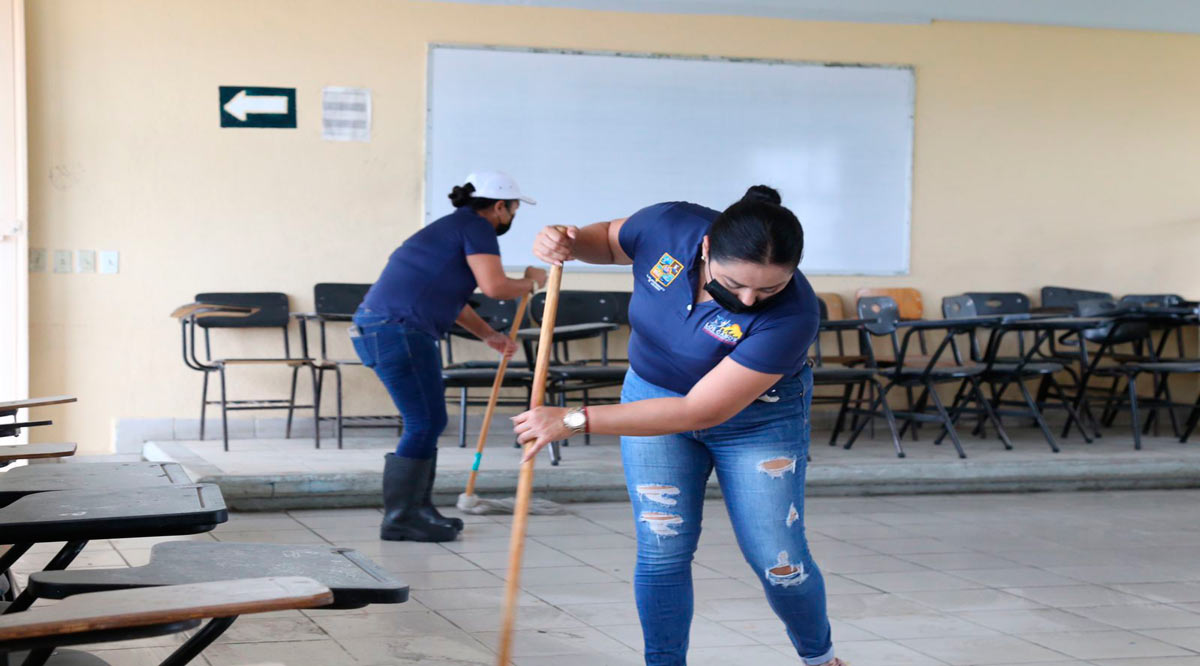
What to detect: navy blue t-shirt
<box><xmin>618</xmin><ymin>202</ymin><xmax>820</xmax><ymax>395</ymax></box>
<box><xmin>361</xmin><ymin>207</ymin><xmax>500</xmax><ymax>338</ymax></box>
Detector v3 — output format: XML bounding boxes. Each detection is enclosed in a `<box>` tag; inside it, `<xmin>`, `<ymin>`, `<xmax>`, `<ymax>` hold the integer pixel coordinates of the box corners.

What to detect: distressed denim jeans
<box><xmin>620</xmin><ymin>365</ymin><xmax>834</xmax><ymax>665</ymax></box>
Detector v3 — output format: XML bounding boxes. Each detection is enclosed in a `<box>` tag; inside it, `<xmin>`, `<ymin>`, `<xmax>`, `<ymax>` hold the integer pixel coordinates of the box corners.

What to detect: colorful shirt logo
<box><xmin>703</xmin><ymin>315</ymin><xmax>744</xmax><ymax>345</ymax></box>
<box><xmin>647</xmin><ymin>253</ymin><xmax>684</xmax><ymax>291</ymax></box>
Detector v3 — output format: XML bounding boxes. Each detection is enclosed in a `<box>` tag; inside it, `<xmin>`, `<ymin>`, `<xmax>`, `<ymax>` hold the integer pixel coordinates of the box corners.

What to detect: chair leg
<box><xmin>844</xmin><ymin>380</ymin><xmax>867</xmax><ymax>440</ymax></box>
<box><xmin>1158</xmin><ymin>373</ymin><xmax>1182</xmax><ymax>439</ymax></box>
<box><xmin>1128</xmin><ymin>372</ymin><xmax>1143</xmax><ymax>450</ymax></box>
<box><xmin>828</xmin><ymin>383</ymin><xmax>855</xmax><ymax>447</ymax></box>
<box><xmin>873</xmin><ymin>380</ymin><xmax>904</xmax><ymax>458</ymax></box>
<box><xmin>843</xmin><ymin>386</ymin><xmax>885</xmax><ymax>451</ymax></box>
<box><xmin>199</xmin><ymin>371</ymin><xmax>210</xmax><ymax>441</ymax></box>
<box><xmin>1180</xmin><ymin>390</ymin><xmax>1200</xmax><ymax>443</ymax></box>
<box><xmin>1017</xmin><ymin>377</ymin><xmax>1059</xmax><ymax>453</ymax></box>
<box><xmin>335</xmin><ymin>367</ymin><xmax>345</xmax><ymax>450</ymax></box>
<box><xmin>933</xmin><ymin>379</ymin><xmax>971</xmax><ymax>447</ymax></box>
<box><xmin>1100</xmin><ymin>376</ymin><xmax>1122</xmax><ymax>427</ymax></box>
<box><xmin>1047</xmin><ymin>375</ymin><xmax>1092</xmax><ymax>444</ymax></box>
<box><xmin>219</xmin><ymin>365</ymin><xmax>230</xmax><ymax>452</ymax></box>
<box><xmin>972</xmin><ymin>377</ymin><xmax>1013</xmax><ymax>451</ymax></box>
<box><xmin>926</xmin><ymin>380</ymin><xmax>967</xmax><ymax>458</ymax></box>
<box><xmin>311</xmin><ymin>366</ymin><xmax>321</xmax><ymax>450</ymax></box>
<box><xmin>559</xmin><ymin>391</ymin><xmax>569</xmax><ymax>447</ymax></box>
<box><xmin>583</xmin><ymin>389</ymin><xmax>591</xmax><ymax>446</ymax></box>
<box><xmin>900</xmin><ymin>385</ymin><xmax>931</xmax><ymax>441</ymax></box>
<box><xmin>459</xmin><ymin>387</ymin><xmax>468</xmax><ymax>448</ymax></box>
<box><xmin>285</xmin><ymin>366</ymin><xmax>299</xmax><ymax>439</ymax></box>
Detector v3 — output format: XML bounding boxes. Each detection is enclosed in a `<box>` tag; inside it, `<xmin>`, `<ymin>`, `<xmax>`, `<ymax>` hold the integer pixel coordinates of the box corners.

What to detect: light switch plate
<box><xmin>98</xmin><ymin>250</ymin><xmax>119</xmax><ymax>275</ymax></box>
<box><xmin>76</xmin><ymin>249</ymin><xmax>96</xmax><ymax>273</ymax></box>
<box><xmin>53</xmin><ymin>250</ymin><xmax>72</xmax><ymax>274</ymax></box>
<box><xmin>29</xmin><ymin>248</ymin><xmax>47</xmax><ymax>273</ymax></box>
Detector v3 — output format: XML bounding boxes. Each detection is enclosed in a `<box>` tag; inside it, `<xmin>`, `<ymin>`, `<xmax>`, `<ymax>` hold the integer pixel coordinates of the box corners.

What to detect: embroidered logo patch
<box><xmin>647</xmin><ymin>253</ymin><xmax>684</xmax><ymax>291</ymax></box>
<box><xmin>703</xmin><ymin>315</ymin><xmax>744</xmax><ymax>345</ymax></box>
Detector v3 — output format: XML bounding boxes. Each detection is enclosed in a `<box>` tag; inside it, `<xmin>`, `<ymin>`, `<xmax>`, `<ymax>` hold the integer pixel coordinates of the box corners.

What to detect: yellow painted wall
<box><xmin>24</xmin><ymin>0</ymin><xmax>1200</xmax><ymax>453</ymax></box>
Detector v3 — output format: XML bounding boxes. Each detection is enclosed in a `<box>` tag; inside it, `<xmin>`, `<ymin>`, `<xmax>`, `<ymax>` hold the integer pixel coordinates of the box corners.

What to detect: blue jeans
<box><xmin>621</xmin><ymin>365</ymin><xmax>833</xmax><ymax>665</ymax></box>
<box><xmin>351</xmin><ymin>308</ymin><xmax>446</xmax><ymax>459</ymax></box>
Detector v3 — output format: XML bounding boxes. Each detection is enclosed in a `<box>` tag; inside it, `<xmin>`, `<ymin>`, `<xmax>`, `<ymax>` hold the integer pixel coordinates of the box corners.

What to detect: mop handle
<box><xmin>496</xmin><ymin>259</ymin><xmax>563</xmax><ymax>666</ymax></box>
<box><xmin>464</xmin><ymin>291</ymin><xmax>531</xmax><ymax>497</ymax></box>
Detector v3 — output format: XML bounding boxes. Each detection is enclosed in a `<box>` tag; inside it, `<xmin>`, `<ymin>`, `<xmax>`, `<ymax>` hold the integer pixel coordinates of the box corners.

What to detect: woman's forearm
<box><xmin>455</xmin><ymin>305</ymin><xmax>498</xmax><ymax>340</ymax></box>
<box><xmin>587</xmin><ymin>398</ymin><xmax>724</xmax><ymax>437</ymax></box>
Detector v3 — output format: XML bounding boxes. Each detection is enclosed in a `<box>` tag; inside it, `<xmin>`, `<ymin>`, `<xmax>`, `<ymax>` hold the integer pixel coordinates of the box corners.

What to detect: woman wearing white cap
<box><xmin>353</xmin><ymin>171</ymin><xmax>546</xmax><ymax>542</ymax></box>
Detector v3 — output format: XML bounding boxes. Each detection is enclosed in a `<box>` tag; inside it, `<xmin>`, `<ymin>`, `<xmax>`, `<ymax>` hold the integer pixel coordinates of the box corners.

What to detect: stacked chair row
<box><xmin>811</xmin><ymin>287</ymin><xmax>1199</xmax><ymax>458</ymax></box>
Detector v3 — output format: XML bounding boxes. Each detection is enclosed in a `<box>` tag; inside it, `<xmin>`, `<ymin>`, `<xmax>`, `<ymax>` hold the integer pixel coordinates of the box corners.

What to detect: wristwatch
<box><xmin>562</xmin><ymin>408</ymin><xmax>587</xmax><ymax>435</ymax></box>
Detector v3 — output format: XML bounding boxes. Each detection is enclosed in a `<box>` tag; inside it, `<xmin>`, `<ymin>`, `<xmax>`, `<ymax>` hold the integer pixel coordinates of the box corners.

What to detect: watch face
<box><xmin>565</xmin><ymin>412</ymin><xmax>586</xmax><ymax>428</ymax></box>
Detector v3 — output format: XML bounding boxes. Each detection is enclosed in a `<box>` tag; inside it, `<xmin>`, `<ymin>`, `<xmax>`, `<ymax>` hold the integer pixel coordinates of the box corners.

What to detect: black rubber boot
<box><xmin>421</xmin><ymin>449</ymin><xmax>464</xmax><ymax>532</ymax></box>
<box><xmin>381</xmin><ymin>453</ymin><xmax>459</xmax><ymax>542</ymax></box>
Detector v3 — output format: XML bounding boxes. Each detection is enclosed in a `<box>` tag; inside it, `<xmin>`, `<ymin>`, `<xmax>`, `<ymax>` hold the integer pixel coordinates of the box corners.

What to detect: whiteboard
<box><xmin>426</xmin><ymin>46</ymin><xmax>914</xmax><ymax>275</ymax></box>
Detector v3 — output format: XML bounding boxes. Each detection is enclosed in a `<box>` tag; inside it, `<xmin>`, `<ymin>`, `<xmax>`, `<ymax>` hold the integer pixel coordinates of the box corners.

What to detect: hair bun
<box><xmin>743</xmin><ymin>185</ymin><xmax>782</xmax><ymax>205</ymax></box>
<box><xmin>448</xmin><ymin>182</ymin><xmax>478</xmax><ymax>207</ymax></box>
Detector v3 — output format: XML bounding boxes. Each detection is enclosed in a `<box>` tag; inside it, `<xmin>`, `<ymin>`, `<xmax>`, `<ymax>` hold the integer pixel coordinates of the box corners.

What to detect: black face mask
<box><xmin>703</xmin><ymin>261</ymin><xmax>786</xmax><ymax>314</ymax></box>
<box><xmin>495</xmin><ymin>204</ymin><xmax>515</xmax><ymax>237</ymax></box>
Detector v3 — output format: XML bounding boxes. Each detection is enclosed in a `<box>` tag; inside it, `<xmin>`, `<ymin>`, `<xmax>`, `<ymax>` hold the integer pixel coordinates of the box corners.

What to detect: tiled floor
<box><xmin>11</xmin><ymin>489</ymin><xmax>1200</xmax><ymax>665</ymax></box>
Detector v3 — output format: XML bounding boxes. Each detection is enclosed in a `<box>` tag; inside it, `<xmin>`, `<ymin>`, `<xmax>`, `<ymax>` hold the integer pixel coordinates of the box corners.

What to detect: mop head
<box><xmin>456</xmin><ymin>492</ymin><xmax>565</xmax><ymax>515</ymax></box>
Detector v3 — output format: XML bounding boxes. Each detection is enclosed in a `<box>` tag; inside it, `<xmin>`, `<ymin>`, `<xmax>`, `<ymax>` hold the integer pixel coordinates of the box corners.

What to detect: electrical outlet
<box><xmin>76</xmin><ymin>249</ymin><xmax>96</xmax><ymax>273</ymax></box>
<box><xmin>29</xmin><ymin>248</ymin><xmax>47</xmax><ymax>273</ymax></box>
<box><xmin>98</xmin><ymin>250</ymin><xmax>119</xmax><ymax>275</ymax></box>
<box><xmin>53</xmin><ymin>250</ymin><xmax>72</xmax><ymax>274</ymax></box>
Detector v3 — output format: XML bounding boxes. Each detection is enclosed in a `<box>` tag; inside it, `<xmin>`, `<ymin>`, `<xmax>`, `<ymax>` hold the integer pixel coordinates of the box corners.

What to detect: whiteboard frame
<box><xmin>425</xmin><ymin>43</ymin><xmax>915</xmax><ymax>276</ymax></box>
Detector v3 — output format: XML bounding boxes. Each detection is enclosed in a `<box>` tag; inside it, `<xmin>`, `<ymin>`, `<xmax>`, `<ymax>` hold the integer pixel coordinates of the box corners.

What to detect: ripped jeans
<box><xmin>621</xmin><ymin>365</ymin><xmax>833</xmax><ymax>666</ymax></box>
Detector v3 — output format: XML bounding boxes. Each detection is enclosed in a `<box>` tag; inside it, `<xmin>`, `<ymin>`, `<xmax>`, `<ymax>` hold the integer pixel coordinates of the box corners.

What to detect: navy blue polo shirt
<box><xmin>361</xmin><ymin>206</ymin><xmax>500</xmax><ymax>338</ymax></box>
<box><xmin>618</xmin><ymin>202</ymin><xmax>820</xmax><ymax>395</ymax></box>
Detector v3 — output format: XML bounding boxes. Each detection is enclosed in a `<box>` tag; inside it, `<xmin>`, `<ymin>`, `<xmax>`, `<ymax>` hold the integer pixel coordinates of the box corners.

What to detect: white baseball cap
<box><xmin>464</xmin><ymin>170</ymin><xmax>537</xmax><ymax>205</ymax></box>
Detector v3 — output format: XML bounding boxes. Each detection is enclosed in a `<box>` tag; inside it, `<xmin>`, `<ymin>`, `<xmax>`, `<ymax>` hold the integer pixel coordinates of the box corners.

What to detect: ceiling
<box><xmin>425</xmin><ymin>0</ymin><xmax>1200</xmax><ymax>35</ymax></box>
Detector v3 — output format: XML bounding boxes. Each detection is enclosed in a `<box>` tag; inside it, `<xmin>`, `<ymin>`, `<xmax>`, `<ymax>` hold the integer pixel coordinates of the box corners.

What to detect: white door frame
<box><xmin>1</xmin><ymin>0</ymin><xmax>28</xmax><ymax>430</ymax></box>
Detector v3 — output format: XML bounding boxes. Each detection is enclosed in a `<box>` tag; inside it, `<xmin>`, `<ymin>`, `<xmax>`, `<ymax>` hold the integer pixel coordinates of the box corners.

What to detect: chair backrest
<box><xmin>964</xmin><ymin>292</ymin><xmax>1030</xmax><ymax>315</ymax></box>
<box><xmin>1075</xmin><ymin>298</ymin><xmax>1150</xmax><ymax>345</ymax></box>
<box><xmin>941</xmin><ymin>295</ymin><xmax>978</xmax><ymax>319</ymax></box>
<box><xmin>855</xmin><ymin>288</ymin><xmax>921</xmax><ymax>320</ymax></box>
<box><xmin>313</xmin><ymin>283</ymin><xmax>371</xmax><ymax>317</ymax></box>
<box><xmin>856</xmin><ymin>295</ymin><xmax>900</xmax><ymax>335</ymax></box>
<box><xmin>1120</xmin><ymin>293</ymin><xmax>1184</xmax><ymax>310</ymax></box>
<box><xmin>467</xmin><ymin>295</ymin><xmax>525</xmax><ymax>331</ymax></box>
<box><xmin>531</xmin><ymin>290</ymin><xmax>622</xmax><ymax>326</ymax></box>
<box><xmin>1041</xmin><ymin>286</ymin><xmax>1112</xmax><ymax>311</ymax></box>
<box><xmin>816</xmin><ymin>293</ymin><xmax>845</xmax><ymax>321</ymax></box>
<box><xmin>610</xmin><ymin>291</ymin><xmax>633</xmax><ymax>326</ymax></box>
<box><xmin>194</xmin><ymin>292</ymin><xmax>290</xmax><ymax>328</ymax></box>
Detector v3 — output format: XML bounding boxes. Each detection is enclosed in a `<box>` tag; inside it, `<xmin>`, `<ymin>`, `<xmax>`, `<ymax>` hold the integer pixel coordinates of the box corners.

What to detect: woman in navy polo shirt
<box><xmin>514</xmin><ymin>186</ymin><xmax>844</xmax><ymax>666</ymax></box>
<box><xmin>353</xmin><ymin>171</ymin><xmax>547</xmax><ymax>543</ymax></box>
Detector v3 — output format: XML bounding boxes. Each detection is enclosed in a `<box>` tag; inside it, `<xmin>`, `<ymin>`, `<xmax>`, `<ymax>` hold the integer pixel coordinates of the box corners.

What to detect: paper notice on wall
<box><xmin>322</xmin><ymin>87</ymin><xmax>371</xmax><ymax>142</ymax></box>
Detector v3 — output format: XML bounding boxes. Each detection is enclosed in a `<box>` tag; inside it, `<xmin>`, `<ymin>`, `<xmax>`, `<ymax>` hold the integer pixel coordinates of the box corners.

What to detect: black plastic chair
<box><xmin>854</xmin><ymin>296</ymin><xmax>1005</xmax><ymax>458</ymax></box>
<box><xmin>1039</xmin><ymin>286</ymin><xmax>1112</xmax><ymax>313</ymax></box>
<box><xmin>811</xmin><ymin>311</ymin><xmax>903</xmax><ymax>457</ymax></box>
<box><xmin>441</xmin><ymin>295</ymin><xmax>538</xmax><ymax>449</ymax></box>
<box><xmin>531</xmin><ymin>291</ymin><xmax>629</xmax><ymax>446</ymax></box>
<box><xmin>180</xmin><ymin>293</ymin><xmax>314</xmax><ymax>451</ymax></box>
<box><xmin>942</xmin><ymin>295</ymin><xmax>1083</xmax><ymax>452</ymax></box>
<box><xmin>303</xmin><ymin>283</ymin><xmax>402</xmax><ymax>450</ymax></box>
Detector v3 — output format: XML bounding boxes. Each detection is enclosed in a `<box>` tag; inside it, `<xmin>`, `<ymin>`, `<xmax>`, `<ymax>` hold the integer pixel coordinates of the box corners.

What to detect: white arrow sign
<box><xmin>223</xmin><ymin>90</ymin><xmax>289</xmax><ymax>122</ymax></box>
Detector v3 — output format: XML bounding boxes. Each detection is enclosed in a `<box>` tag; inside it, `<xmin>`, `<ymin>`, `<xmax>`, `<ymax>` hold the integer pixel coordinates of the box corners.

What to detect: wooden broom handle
<box><xmin>464</xmin><ymin>292</ymin><xmax>531</xmax><ymax>497</ymax></box>
<box><xmin>495</xmin><ymin>261</ymin><xmax>563</xmax><ymax>666</ymax></box>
